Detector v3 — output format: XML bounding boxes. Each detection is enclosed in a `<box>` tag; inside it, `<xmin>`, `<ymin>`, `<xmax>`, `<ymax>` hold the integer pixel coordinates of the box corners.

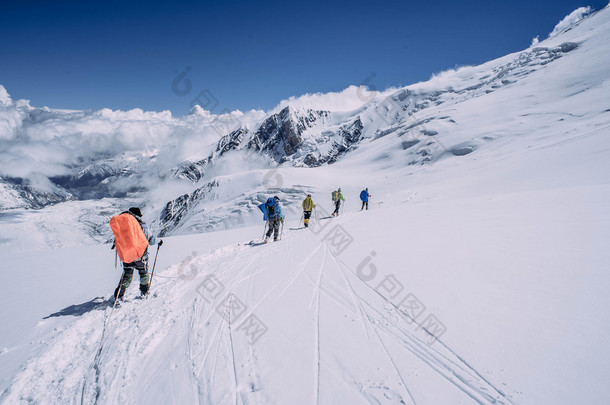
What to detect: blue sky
<box><xmin>1</xmin><ymin>0</ymin><xmax>607</xmax><ymax>116</ymax></box>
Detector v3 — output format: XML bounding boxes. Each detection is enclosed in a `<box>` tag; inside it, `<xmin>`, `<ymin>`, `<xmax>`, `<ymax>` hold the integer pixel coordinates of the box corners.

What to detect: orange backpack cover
<box><xmin>110</xmin><ymin>213</ymin><xmax>149</xmax><ymax>263</ymax></box>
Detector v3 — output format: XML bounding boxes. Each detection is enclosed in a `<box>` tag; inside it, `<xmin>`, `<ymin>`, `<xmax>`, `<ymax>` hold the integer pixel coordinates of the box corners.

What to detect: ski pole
<box><xmin>261</xmin><ymin>221</ymin><xmax>268</xmax><ymax>240</ymax></box>
<box><xmin>299</xmin><ymin>212</ymin><xmax>304</xmax><ymax>228</ymax></box>
<box><xmin>147</xmin><ymin>240</ymin><xmax>163</xmax><ymax>294</ymax></box>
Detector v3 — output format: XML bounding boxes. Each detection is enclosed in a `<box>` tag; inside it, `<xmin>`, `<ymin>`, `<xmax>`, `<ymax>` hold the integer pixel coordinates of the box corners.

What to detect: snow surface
<box><xmin>1</xmin><ymin>4</ymin><xmax>610</xmax><ymax>405</ymax></box>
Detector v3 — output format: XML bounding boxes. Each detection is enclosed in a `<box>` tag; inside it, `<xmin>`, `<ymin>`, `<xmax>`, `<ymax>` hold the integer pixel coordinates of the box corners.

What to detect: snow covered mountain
<box><xmin>0</xmin><ymin>8</ymin><xmax>599</xmax><ymax>245</ymax></box>
<box><xmin>1</xmin><ymin>4</ymin><xmax>610</xmax><ymax>404</ymax></box>
<box><xmin>152</xmin><ymin>34</ymin><xmax>592</xmax><ymax>237</ymax></box>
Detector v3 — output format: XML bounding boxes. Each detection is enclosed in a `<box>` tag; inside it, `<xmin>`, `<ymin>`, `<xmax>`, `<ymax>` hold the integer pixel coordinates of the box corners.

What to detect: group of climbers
<box><xmin>108</xmin><ymin>188</ymin><xmax>371</xmax><ymax>301</ymax></box>
<box><xmin>256</xmin><ymin>187</ymin><xmax>371</xmax><ymax>241</ymax></box>
<box><xmin>330</xmin><ymin>187</ymin><xmax>371</xmax><ymax>216</ymax></box>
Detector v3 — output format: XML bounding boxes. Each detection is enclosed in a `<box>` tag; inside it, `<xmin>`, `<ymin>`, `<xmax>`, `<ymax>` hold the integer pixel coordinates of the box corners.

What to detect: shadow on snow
<box><xmin>43</xmin><ymin>296</ymin><xmax>111</xmax><ymax>319</ymax></box>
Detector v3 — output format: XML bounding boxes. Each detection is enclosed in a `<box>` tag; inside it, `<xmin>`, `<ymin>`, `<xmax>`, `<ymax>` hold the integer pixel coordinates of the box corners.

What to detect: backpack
<box><xmin>266</xmin><ymin>198</ymin><xmax>277</xmax><ymax>218</ymax></box>
<box><xmin>110</xmin><ymin>213</ymin><xmax>149</xmax><ymax>263</ymax></box>
<box><xmin>332</xmin><ymin>190</ymin><xmax>338</xmax><ymax>202</ymax></box>
<box><xmin>360</xmin><ymin>190</ymin><xmax>368</xmax><ymax>201</ymax></box>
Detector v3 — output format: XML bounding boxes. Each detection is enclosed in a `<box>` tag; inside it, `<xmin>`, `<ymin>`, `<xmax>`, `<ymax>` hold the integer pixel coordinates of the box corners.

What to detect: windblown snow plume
<box><xmin>0</xmin><ymin>86</ymin><xmax>12</xmax><ymax>106</ymax></box>
<box><xmin>549</xmin><ymin>6</ymin><xmax>592</xmax><ymax>38</ymax></box>
<box><xmin>271</xmin><ymin>85</ymin><xmax>396</xmax><ymax>114</ymax></box>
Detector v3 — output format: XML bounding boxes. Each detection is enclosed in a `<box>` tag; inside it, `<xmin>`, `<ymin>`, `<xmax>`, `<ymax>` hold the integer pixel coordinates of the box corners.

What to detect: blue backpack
<box><xmin>258</xmin><ymin>197</ymin><xmax>284</xmax><ymax>221</ymax></box>
<box><xmin>360</xmin><ymin>190</ymin><xmax>368</xmax><ymax>202</ymax></box>
<box><xmin>265</xmin><ymin>198</ymin><xmax>277</xmax><ymax>218</ymax></box>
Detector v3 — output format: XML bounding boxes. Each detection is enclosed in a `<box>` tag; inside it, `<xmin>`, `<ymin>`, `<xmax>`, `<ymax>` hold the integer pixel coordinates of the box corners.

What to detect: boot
<box><xmin>140</xmin><ymin>283</ymin><xmax>150</xmax><ymax>297</ymax></box>
<box><xmin>114</xmin><ymin>286</ymin><xmax>125</xmax><ymax>301</ymax></box>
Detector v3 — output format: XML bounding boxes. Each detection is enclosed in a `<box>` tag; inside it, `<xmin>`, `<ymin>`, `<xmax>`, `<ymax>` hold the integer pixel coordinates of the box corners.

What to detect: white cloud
<box><xmin>0</xmin><ymin>85</ymin><xmax>269</xmax><ymax>192</ymax></box>
<box><xmin>549</xmin><ymin>6</ymin><xmax>592</xmax><ymax>38</ymax></box>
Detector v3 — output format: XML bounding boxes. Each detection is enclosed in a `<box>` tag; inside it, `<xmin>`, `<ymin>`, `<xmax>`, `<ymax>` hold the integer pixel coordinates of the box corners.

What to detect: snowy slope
<box><xmin>1</xmin><ymin>4</ymin><xmax>610</xmax><ymax>405</ymax></box>
<box><xmin>1</xmin><ymin>171</ymin><xmax>608</xmax><ymax>403</ymax></box>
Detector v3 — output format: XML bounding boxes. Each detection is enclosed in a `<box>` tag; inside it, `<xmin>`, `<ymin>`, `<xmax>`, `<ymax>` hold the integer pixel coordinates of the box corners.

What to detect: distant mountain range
<box><xmin>0</xmin><ymin>4</ymin><xmax>599</xmax><ymax>248</ymax></box>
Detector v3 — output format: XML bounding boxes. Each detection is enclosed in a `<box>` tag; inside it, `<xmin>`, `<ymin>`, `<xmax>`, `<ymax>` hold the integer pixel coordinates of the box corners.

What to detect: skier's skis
<box><xmin>246</xmin><ymin>240</ymin><xmax>267</xmax><ymax>247</ymax></box>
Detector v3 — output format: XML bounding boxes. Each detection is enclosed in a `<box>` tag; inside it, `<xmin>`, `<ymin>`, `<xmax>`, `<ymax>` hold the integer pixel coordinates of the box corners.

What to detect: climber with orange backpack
<box><xmin>110</xmin><ymin>207</ymin><xmax>162</xmax><ymax>301</ymax></box>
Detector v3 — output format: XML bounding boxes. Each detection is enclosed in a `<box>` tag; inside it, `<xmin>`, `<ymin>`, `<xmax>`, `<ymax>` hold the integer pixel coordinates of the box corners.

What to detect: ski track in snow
<box><xmin>330</xmin><ymin>245</ymin><xmax>374</xmax><ymax>340</ymax></box>
<box><xmin>311</xmin><ymin>246</ymin><xmax>326</xmax><ymax>405</ymax></box>
<box><xmin>0</xmin><ymin>231</ymin><xmax>515</xmax><ymax>404</ymax></box>
<box><xmin>329</xmin><ymin>253</ymin><xmax>514</xmax><ymax>405</ymax></box>
<box><xmin>371</xmin><ymin>326</ymin><xmax>417</xmax><ymax>405</ymax></box>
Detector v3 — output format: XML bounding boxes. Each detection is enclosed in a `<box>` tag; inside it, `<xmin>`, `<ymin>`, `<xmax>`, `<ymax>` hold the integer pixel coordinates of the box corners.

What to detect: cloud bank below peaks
<box><xmin>0</xmin><ymin>85</ymin><xmax>265</xmax><ymax>185</ymax></box>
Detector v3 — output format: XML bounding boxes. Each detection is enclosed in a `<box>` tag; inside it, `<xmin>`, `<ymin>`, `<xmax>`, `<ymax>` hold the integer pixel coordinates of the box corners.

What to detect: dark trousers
<box><xmin>304</xmin><ymin>211</ymin><xmax>312</xmax><ymax>227</ymax></box>
<box><xmin>114</xmin><ymin>253</ymin><xmax>149</xmax><ymax>299</ymax></box>
<box><xmin>332</xmin><ymin>200</ymin><xmax>341</xmax><ymax>215</ymax></box>
<box><xmin>266</xmin><ymin>218</ymin><xmax>282</xmax><ymax>240</ymax></box>
<box><xmin>361</xmin><ymin>200</ymin><xmax>368</xmax><ymax>210</ymax></box>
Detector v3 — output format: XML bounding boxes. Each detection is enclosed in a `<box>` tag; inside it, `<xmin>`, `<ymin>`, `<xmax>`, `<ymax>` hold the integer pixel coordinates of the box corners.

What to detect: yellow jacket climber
<box><xmin>302</xmin><ymin>195</ymin><xmax>315</xmax><ymax>227</ymax></box>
